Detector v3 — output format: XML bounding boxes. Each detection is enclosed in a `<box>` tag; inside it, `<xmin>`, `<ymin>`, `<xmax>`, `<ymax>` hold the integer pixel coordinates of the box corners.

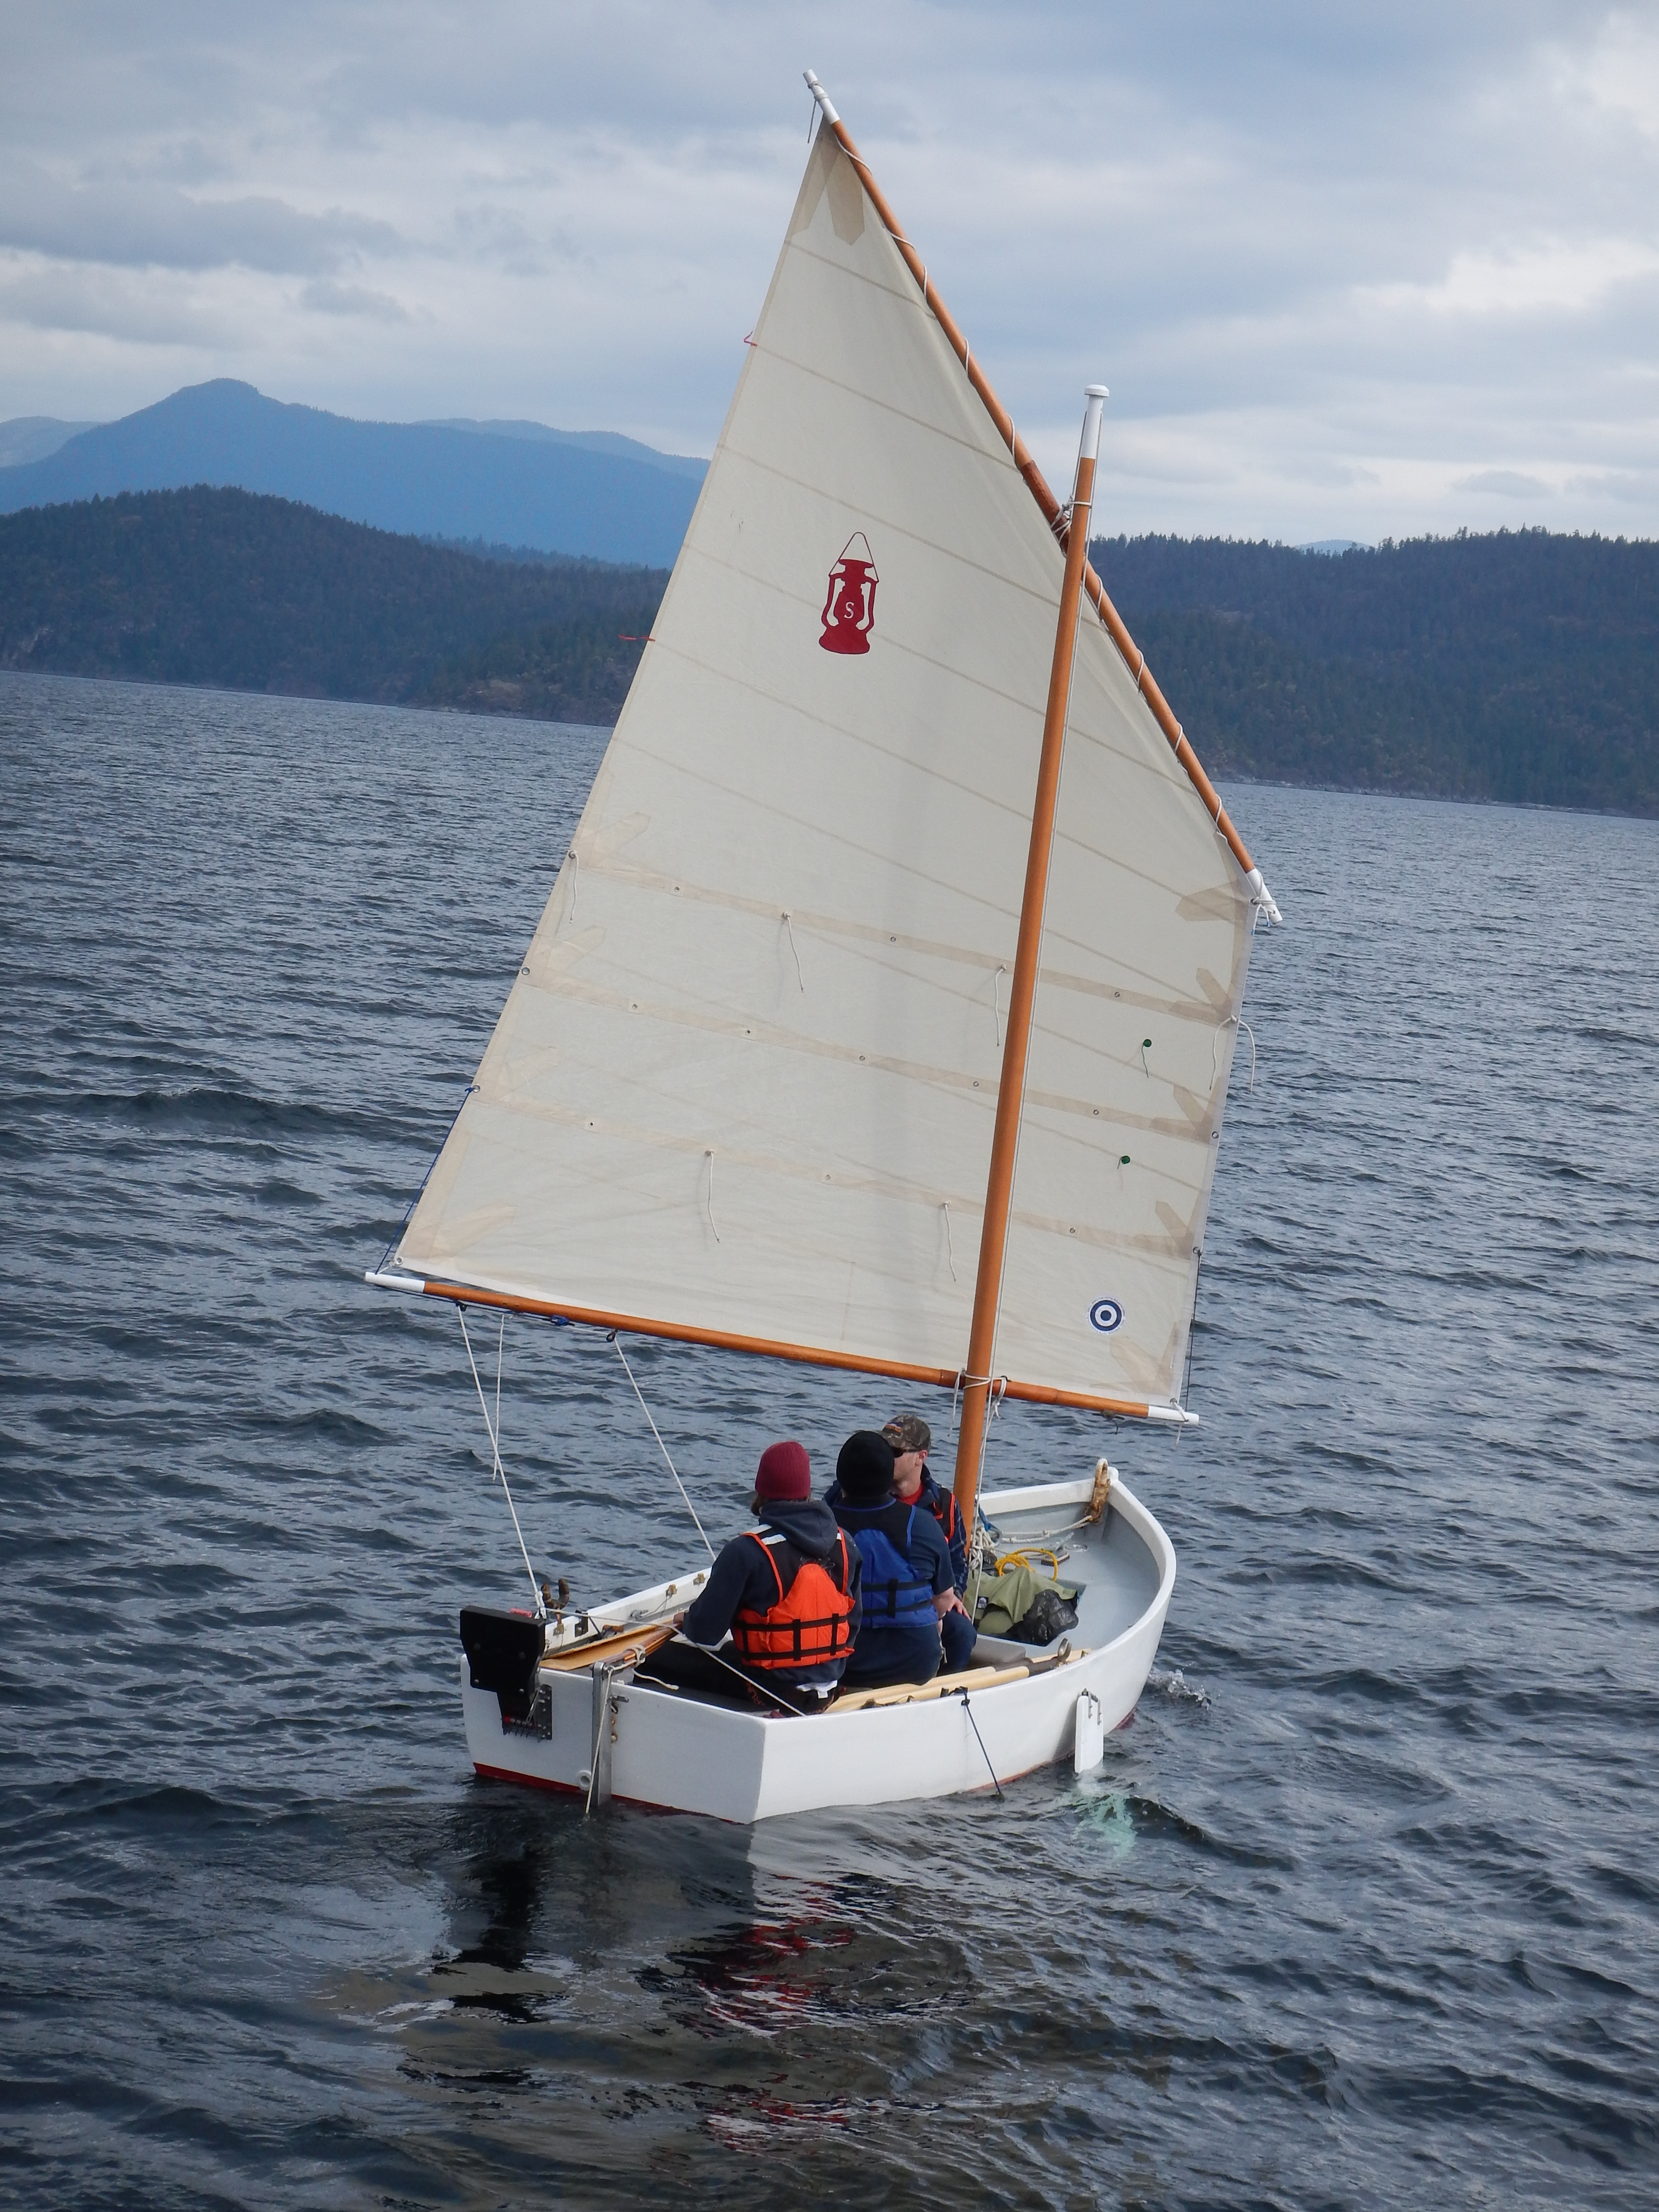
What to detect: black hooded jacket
<box><xmin>682</xmin><ymin>1498</ymin><xmax>864</xmax><ymax>1661</ymax></box>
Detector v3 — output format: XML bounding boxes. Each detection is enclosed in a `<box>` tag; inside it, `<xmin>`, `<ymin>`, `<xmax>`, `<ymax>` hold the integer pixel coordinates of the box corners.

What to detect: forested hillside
<box><xmin>2</xmin><ymin>490</ymin><xmax>1654</xmax><ymax>817</ymax></box>
<box><xmin>0</xmin><ymin>488</ymin><xmax>665</xmax><ymax>725</ymax></box>
<box><xmin>1094</xmin><ymin>530</ymin><xmax>1659</xmax><ymax>816</ymax></box>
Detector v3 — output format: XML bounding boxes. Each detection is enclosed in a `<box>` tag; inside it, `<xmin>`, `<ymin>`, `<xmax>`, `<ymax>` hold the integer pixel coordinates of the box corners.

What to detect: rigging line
<box><xmin>972</xmin><ymin>1375</ymin><xmax>1008</xmax><ymax>1505</ymax></box>
<box><xmin>667</xmin><ymin>1634</ymin><xmax>819</xmax><ymax>1716</ymax></box>
<box><xmin>781</xmin><ymin>910</ymin><xmax>805</xmax><ymax>992</ymax></box>
<box><xmin>704</xmin><ymin>1149</ymin><xmax>722</xmax><ymax>1245</ymax></box>
<box><xmin>956</xmin><ymin>1690</ymin><xmax>1004</xmax><ymax>1800</ymax></box>
<box><xmin>609</xmin><ymin>1334</ymin><xmax>716</xmax><ymax>1558</ymax></box>
<box><xmin>941</xmin><ymin>1200</ymin><xmax>958</xmax><ymax>1283</ymax></box>
<box><xmin>993</xmin><ymin>964</ymin><xmax>1007</xmax><ymax>1047</ymax></box>
<box><xmin>456</xmin><ymin>1304</ymin><xmax>542</xmax><ymax>1613</ymax></box>
<box><xmin>1211</xmin><ymin>1015</ymin><xmax>1257</xmax><ymax>1095</ymax></box>
<box><xmin>565</xmin><ymin>847</ymin><xmax>578</xmax><ymax>926</ymax></box>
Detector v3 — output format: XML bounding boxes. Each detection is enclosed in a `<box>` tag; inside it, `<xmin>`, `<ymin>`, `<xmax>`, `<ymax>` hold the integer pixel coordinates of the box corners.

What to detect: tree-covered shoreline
<box><xmin>1094</xmin><ymin>529</ymin><xmax>1659</xmax><ymax>817</ymax></box>
<box><xmin>2</xmin><ymin>488</ymin><xmax>1654</xmax><ymax>816</ymax></box>
<box><xmin>0</xmin><ymin>486</ymin><xmax>664</xmax><ymax>727</ymax></box>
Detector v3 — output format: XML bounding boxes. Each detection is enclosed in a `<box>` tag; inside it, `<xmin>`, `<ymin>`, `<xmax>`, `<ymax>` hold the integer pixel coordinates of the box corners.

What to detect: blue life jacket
<box><xmin>843</xmin><ymin>1502</ymin><xmax>935</xmax><ymax>1630</ymax></box>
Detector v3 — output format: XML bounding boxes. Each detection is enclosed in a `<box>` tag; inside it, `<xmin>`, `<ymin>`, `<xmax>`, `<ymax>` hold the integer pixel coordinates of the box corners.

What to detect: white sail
<box><xmin>397</xmin><ymin>124</ymin><xmax>1258</xmax><ymax>1415</ymax></box>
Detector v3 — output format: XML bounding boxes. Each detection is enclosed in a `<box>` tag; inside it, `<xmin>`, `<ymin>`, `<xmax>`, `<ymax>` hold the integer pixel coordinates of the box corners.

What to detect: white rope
<box><xmin>565</xmin><ymin>847</ymin><xmax>578</xmax><ymax>925</ymax></box>
<box><xmin>610</xmin><ymin>1335</ymin><xmax>716</xmax><ymax>1558</ymax></box>
<box><xmin>993</xmin><ymin>964</ymin><xmax>1007</xmax><ymax>1047</ymax></box>
<box><xmin>781</xmin><ymin>911</ymin><xmax>805</xmax><ymax>992</ymax></box>
<box><xmin>1212</xmin><ymin>1015</ymin><xmax>1257</xmax><ymax>1094</ymax></box>
<box><xmin>941</xmin><ymin>1200</ymin><xmax>958</xmax><ymax>1282</ymax></box>
<box><xmin>456</xmin><ymin>1306</ymin><xmax>542</xmax><ymax>1612</ymax></box>
<box><xmin>703</xmin><ymin>1148</ymin><xmax>721</xmax><ymax>1244</ymax></box>
<box><xmin>493</xmin><ymin>1310</ymin><xmax>504</xmax><ymax>1472</ymax></box>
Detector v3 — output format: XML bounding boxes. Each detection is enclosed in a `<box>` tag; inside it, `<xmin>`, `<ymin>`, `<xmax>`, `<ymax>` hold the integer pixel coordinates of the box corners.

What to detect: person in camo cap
<box><xmin>883</xmin><ymin>1413</ymin><xmax>976</xmax><ymax>1673</ymax></box>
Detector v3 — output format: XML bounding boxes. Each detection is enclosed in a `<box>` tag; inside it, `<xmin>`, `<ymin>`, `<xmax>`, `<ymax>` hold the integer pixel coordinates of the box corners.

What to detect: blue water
<box><xmin>2</xmin><ymin>669</ymin><xmax>1656</xmax><ymax>2210</ymax></box>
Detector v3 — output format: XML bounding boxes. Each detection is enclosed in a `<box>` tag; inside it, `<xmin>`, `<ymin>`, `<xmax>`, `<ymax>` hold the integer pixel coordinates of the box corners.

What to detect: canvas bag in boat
<box><xmin>731</xmin><ymin>1530</ymin><xmax>857</xmax><ymax>1671</ymax></box>
<box><xmin>848</xmin><ymin>1503</ymin><xmax>936</xmax><ymax>1628</ymax></box>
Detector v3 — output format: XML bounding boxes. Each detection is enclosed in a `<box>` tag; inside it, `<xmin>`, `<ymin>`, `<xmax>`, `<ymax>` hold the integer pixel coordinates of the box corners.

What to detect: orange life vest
<box><xmin>731</xmin><ymin>1530</ymin><xmax>856</xmax><ymax>1672</ymax></box>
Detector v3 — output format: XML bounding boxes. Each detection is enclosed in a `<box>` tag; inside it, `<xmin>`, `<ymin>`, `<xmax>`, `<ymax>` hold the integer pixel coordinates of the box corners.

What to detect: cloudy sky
<box><xmin>3</xmin><ymin>1</ymin><xmax>1657</xmax><ymax>541</ymax></box>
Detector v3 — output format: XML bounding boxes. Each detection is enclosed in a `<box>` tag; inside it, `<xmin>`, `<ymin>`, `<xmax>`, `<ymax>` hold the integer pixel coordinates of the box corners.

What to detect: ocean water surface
<box><xmin>1</xmin><ymin>670</ymin><xmax>1656</xmax><ymax>2210</ymax></box>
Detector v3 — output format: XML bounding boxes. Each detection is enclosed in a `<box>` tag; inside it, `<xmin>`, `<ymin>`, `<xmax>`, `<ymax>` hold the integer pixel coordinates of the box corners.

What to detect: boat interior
<box><xmin>462</xmin><ymin>1467</ymin><xmax>1165</xmax><ymax>1727</ymax></box>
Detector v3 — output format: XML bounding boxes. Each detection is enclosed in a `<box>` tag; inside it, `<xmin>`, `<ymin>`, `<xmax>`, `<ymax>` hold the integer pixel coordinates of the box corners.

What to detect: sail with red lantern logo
<box><xmin>819</xmin><ymin>533</ymin><xmax>878</xmax><ymax>653</ymax></box>
<box><xmin>395</xmin><ymin>119</ymin><xmax>1270</xmax><ymax>1419</ymax></box>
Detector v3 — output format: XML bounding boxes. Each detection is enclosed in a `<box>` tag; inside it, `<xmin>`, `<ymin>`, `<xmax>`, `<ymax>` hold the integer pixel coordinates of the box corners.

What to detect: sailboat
<box><xmin>367</xmin><ymin>72</ymin><xmax>1281</xmax><ymax>1821</ymax></box>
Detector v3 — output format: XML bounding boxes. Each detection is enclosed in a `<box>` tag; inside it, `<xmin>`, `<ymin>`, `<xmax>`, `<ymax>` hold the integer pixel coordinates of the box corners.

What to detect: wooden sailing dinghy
<box><xmin>368</xmin><ymin>72</ymin><xmax>1280</xmax><ymax>1821</ymax></box>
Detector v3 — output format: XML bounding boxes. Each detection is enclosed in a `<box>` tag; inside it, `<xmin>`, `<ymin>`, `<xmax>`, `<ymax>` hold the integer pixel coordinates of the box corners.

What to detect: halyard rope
<box><xmin>609</xmin><ymin>1334</ymin><xmax>716</xmax><ymax>1558</ymax></box>
<box><xmin>456</xmin><ymin>1305</ymin><xmax>542</xmax><ymax>1611</ymax></box>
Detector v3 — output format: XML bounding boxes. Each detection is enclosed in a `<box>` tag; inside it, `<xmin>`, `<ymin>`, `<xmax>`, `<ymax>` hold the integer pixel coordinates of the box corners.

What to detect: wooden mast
<box><xmin>951</xmin><ymin>389</ymin><xmax>1107</xmax><ymax>1523</ymax></box>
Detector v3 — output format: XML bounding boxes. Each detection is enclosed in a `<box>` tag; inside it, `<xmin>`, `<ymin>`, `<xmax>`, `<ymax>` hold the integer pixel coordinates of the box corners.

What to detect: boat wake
<box><xmin>1147</xmin><ymin>1666</ymin><xmax>1211</xmax><ymax>1706</ymax></box>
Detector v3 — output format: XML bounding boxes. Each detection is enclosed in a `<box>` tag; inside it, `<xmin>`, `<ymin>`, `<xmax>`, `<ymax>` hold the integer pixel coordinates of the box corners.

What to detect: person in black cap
<box><xmin>829</xmin><ymin>1430</ymin><xmax>956</xmax><ymax>1691</ymax></box>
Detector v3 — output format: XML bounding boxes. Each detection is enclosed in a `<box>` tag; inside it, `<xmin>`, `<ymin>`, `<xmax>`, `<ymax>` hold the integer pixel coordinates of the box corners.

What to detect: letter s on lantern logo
<box><xmin>820</xmin><ymin>533</ymin><xmax>878</xmax><ymax>654</ymax></box>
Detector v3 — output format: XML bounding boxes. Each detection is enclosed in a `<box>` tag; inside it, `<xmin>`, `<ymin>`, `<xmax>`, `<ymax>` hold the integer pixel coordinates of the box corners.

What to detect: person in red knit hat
<box><xmin>663</xmin><ymin>1441</ymin><xmax>864</xmax><ymax>1705</ymax></box>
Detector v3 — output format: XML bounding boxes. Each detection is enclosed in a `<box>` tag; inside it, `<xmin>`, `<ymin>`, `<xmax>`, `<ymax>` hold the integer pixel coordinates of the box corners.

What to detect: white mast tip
<box><xmin>804</xmin><ymin>69</ymin><xmax>839</xmax><ymax>124</ymax></box>
<box><xmin>1085</xmin><ymin>384</ymin><xmax>1110</xmax><ymax>399</ymax></box>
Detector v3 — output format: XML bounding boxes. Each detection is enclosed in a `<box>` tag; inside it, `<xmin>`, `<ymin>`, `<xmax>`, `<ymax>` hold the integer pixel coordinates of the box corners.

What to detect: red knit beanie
<box><xmin>754</xmin><ymin>1440</ymin><xmax>811</xmax><ymax>1502</ymax></box>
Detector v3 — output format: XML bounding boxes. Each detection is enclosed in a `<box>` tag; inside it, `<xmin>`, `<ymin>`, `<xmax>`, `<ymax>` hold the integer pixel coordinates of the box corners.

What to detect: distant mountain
<box><xmin>0</xmin><ymin>381</ymin><xmax>705</xmax><ymax>566</ymax></box>
<box><xmin>0</xmin><ymin>417</ymin><xmax>101</xmax><ymax>469</ymax></box>
<box><xmin>1094</xmin><ymin>529</ymin><xmax>1659</xmax><ymax>817</ymax></box>
<box><xmin>419</xmin><ymin>417</ymin><xmax>708</xmax><ymax>480</ymax></box>
<box><xmin>0</xmin><ymin>486</ymin><xmax>665</xmax><ymax>723</ymax></box>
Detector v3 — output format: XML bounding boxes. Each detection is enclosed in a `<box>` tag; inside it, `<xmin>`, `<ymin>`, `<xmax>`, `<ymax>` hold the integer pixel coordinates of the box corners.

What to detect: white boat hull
<box><xmin>461</xmin><ymin>1470</ymin><xmax>1175</xmax><ymax>1823</ymax></box>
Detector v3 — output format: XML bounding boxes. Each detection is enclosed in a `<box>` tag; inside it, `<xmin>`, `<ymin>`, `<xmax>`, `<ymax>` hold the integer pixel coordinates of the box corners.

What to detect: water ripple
<box><xmin>1</xmin><ymin>671</ymin><xmax>1656</xmax><ymax>2209</ymax></box>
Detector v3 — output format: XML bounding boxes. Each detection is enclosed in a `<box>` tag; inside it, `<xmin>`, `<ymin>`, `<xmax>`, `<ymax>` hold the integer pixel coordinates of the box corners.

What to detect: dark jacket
<box><xmin>916</xmin><ymin>1469</ymin><xmax>970</xmax><ymax>1593</ymax></box>
<box><xmin>683</xmin><ymin>1497</ymin><xmax>863</xmax><ymax>1687</ymax></box>
<box><xmin>827</xmin><ymin>1486</ymin><xmax>954</xmax><ymax>1683</ymax></box>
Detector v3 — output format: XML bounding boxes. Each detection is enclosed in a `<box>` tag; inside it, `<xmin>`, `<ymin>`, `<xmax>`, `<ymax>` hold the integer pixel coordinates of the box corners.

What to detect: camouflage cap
<box><xmin>882</xmin><ymin>1412</ymin><xmax>932</xmax><ymax>1454</ymax></box>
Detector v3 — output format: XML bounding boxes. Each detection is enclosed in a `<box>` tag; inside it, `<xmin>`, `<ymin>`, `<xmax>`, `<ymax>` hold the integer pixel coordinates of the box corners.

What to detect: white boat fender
<box><xmin>1074</xmin><ymin>1688</ymin><xmax>1106</xmax><ymax>1775</ymax></box>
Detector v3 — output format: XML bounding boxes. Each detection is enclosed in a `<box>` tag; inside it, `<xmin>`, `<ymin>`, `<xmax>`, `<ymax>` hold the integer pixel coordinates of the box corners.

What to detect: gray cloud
<box><xmin>1456</xmin><ymin>469</ymin><xmax>1554</xmax><ymax>496</ymax></box>
<box><xmin>0</xmin><ymin>259</ymin><xmax>253</xmax><ymax>347</ymax></box>
<box><xmin>0</xmin><ymin>1</ymin><xmax>1655</xmax><ymax>539</ymax></box>
<box><xmin>299</xmin><ymin>278</ymin><xmax>409</xmax><ymax>321</ymax></box>
<box><xmin>0</xmin><ymin>160</ymin><xmax>400</xmax><ymax>275</ymax></box>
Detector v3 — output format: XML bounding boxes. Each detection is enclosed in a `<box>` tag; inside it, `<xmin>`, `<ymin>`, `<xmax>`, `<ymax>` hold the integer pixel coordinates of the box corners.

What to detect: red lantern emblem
<box><xmin>819</xmin><ymin>532</ymin><xmax>878</xmax><ymax>654</ymax></box>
